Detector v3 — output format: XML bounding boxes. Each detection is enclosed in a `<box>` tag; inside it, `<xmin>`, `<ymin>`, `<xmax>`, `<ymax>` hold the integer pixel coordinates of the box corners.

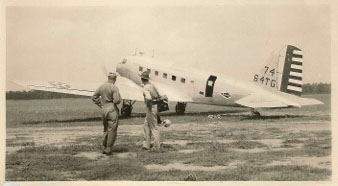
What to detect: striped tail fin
<box><xmin>253</xmin><ymin>45</ymin><xmax>303</xmax><ymax>96</ymax></box>
<box><xmin>280</xmin><ymin>45</ymin><xmax>303</xmax><ymax>96</ymax></box>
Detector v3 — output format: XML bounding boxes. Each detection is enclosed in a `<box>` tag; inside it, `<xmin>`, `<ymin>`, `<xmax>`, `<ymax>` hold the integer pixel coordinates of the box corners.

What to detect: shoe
<box><xmin>104</xmin><ymin>151</ymin><xmax>112</xmax><ymax>156</ymax></box>
<box><xmin>142</xmin><ymin>147</ymin><xmax>149</xmax><ymax>151</ymax></box>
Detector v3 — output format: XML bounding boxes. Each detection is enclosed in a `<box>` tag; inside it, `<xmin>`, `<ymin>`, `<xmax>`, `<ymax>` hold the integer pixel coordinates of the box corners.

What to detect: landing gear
<box><xmin>175</xmin><ymin>102</ymin><xmax>187</xmax><ymax>115</ymax></box>
<box><xmin>251</xmin><ymin>109</ymin><xmax>261</xmax><ymax>117</ymax></box>
<box><xmin>121</xmin><ymin>100</ymin><xmax>136</xmax><ymax>118</ymax></box>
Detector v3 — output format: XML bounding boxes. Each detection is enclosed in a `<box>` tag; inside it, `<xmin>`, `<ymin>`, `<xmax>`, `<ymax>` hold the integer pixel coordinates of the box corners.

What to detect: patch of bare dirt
<box><xmin>74</xmin><ymin>152</ymin><xmax>108</xmax><ymax>160</ymax></box>
<box><xmin>288</xmin><ymin>122</ymin><xmax>330</xmax><ymax>132</ymax></box>
<box><xmin>265</xmin><ymin>156</ymin><xmax>331</xmax><ymax>169</ymax></box>
<box><xmin>115</xmin><ymin>152</ymin><xmax>137</xmax><ymax>158</ymax></box>
<box><xmin>178</xmin><ymin>149</ymin><xmax>201</xmax><ymax>154</ymax></box>
<box><xmin>145</xmin><ymin>161</ymin><xmax>241</xmax><ymax>171</ymax></box>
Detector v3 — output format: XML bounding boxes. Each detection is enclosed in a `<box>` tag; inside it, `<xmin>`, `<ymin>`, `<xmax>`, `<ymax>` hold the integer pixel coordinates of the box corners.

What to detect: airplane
<box><xmin>12</xmin><ymin>45</ymin><xmax>323</xmax><ymax>118</ymax></box>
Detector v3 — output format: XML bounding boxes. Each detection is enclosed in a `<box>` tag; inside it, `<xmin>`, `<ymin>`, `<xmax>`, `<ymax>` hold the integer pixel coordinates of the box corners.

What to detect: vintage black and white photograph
<box><xmin>3</xmin><ymin>0</ymin><xmax>333</xmax><ymax>182</ymax></box>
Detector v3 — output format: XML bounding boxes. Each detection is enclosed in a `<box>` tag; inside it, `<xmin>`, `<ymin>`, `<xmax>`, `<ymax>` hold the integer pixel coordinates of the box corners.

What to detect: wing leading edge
<box><xmin>11</xmin><ymin>76</ymin><xmax>145</xmax><ymax>101</ymax></box>
<box><xmin>235</xmin><ymin>91</ymin><xmax>323</xmax><ymax>109</ymax></box>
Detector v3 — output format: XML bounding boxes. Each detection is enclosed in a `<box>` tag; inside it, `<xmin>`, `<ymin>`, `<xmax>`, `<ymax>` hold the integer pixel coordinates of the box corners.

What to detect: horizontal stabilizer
<box><xmin>293</xmin><ymin>97</ymin><xmax>323</xmax><ymax>106</ymax></box>
<box><xmin>235</xmin><ymin>91</ymin><xmax>323</xmax><ymax>109</ymax></box>
<box><xmin>235</xmin><ymin>94</ymin><xmax>293</xmax><ymax>108</ymax></box>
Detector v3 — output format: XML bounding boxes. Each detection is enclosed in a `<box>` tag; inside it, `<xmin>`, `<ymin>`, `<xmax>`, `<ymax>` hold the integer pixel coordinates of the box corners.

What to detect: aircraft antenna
<box><xmin>152</xmin><ymin>49</ymin><xmax>154</xmax><ymax>58</ymax></box>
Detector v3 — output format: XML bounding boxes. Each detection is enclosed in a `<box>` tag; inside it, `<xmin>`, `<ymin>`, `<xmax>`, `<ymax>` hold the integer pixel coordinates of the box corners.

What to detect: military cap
<box><xmin>108</xmin><ymin>72</ymin><xmax>117</xmax><ymax>78</ymax></box>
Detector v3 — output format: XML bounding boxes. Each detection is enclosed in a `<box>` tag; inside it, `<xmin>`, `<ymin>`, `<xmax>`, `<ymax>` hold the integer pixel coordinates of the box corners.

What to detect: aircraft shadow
<box><xmin>240</xmin><ymin>114</ymin><xmax>304</xmax><ymax>120</ymax></box>
<box><xmin>126</xmin><ymin>110</ymin><xmax>248</xmax><ymax>118</ymax></box>
<box><xmin>23</xmin><ymin>117</ymin><xmax>102</xmax><ymax>124</ymax></box>
<box><xmin>22</xmin><ymin>110</ymin><xmax>246</xmax><ymax>124</ymax></box>
<box><xmin>22</xmin><ymin>111</ymin><xmax>305</xmax><ymax>124</ymax></box>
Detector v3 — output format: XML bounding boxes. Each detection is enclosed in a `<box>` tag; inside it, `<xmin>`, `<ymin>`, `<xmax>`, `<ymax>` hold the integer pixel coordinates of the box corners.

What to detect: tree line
<box><xmin>6</xmin><ymin>83</ymin><xmax>330</xmax><ymax>100</ymax></box>
<box><xmin>6</xmin><ymin>90</ymin><xmax>86</xmax><ymax>100</ymax></box>
<box><xmin>302</xmin><ymin>83</ymin><xmax>331</xmax><ymax>94</ymax></box>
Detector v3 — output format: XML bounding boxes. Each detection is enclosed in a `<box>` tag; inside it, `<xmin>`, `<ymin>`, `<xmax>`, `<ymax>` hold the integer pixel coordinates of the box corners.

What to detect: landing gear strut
<box><xmin>175</xmin><ymin>102</ymin><xmax>187</xmax><ymax>115</ymax></box>
<box><xmin>121</xmin><ymin>100</ymin><xmax>136</xmax><ymax>118</ymax></box>
<box><xmin>251</xmin><ymin>109</ymin><xmax>261</xmax><ymax>117</ymax></box>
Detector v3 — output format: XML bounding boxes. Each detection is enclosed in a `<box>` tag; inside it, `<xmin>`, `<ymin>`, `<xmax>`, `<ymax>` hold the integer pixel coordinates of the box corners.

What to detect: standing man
<box><xmin>92</xmin><ymin>72</ymin><xmax>121</xmax><ymax>155</ymax></box>
<box><xmin>141</xmin><ymin>71</ymin><xmax>161</xmax><ymax>150</ymax></box>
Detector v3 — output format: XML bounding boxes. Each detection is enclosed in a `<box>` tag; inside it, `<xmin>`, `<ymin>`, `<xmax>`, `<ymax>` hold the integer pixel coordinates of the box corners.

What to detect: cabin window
<box><xmin>163</xmin><ymin>73</ymin><xmax>167</xmax><ymax>79</ymax></box>
<box><xmin>147</xmin><ymin>69</ymin><xmax>151</xmax><ymax>73</ymax></box>
<box><xmin>181</xmin><ymin>78</ymin><xmax>186</xmax><ymax>83</ymax></box>
<box><xmin>155</xmin><ymin>71</ymin><xmax>159</xmax><ymax>76</ymax></box>
<box><xmin>139</xmin><ymin>66</ymin><xmax>143</xmax><ymax>71</ymax></box>
<box><xmin>207</xmin><ymin>80</ymin><xmax>213</xmax><ymax>86</ymax></box>
<box><xmin>172</xmin><ymin>75</ymin><xmax>176</xmax><ymax>81</ymax></box>
<box><xmin>191</xmin><ymin>80</ymin><xmax>195</xmax><ymax>83</ymax></box>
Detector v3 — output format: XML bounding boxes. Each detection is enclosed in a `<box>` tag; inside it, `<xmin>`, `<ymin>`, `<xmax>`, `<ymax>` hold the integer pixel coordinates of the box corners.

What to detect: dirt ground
<box><xmin>5</xmin><ymin>95</ymin><xmax>332</xmax><ymax>181</ymax></box>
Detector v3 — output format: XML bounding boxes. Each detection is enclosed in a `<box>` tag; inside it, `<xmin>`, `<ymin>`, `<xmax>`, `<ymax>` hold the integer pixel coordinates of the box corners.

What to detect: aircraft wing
<box><xmin>11</xmin><ymin>76</ymin><xmax>145</xmax><ymax>101</ymax></box>
<box><xmin>235</xmin><ymin>91</ymin><xmax>322</xmax><ymax>109</ymax></box>
<box><xmin>150</xmin><ymin>81</ymin><xmax>193</xmax><ymax>102</ymax></box>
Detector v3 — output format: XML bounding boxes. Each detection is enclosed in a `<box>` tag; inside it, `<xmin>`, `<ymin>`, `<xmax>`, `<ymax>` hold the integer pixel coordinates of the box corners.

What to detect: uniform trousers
<box><xmin>101</xmin><ymin>103</ymin><xmax>119</xmax><ymax>153</ymax></box>
<box><xmin>142</xmin><ymin>104</ymin><xmax>161</xmax><ymax>149</ymax></box>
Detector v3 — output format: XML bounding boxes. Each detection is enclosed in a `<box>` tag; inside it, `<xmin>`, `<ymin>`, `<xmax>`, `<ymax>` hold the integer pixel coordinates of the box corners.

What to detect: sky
<box><xmin>5</xmin><ymin>3</ymin><xmax>331</xmax><ymax>91</ymax></box>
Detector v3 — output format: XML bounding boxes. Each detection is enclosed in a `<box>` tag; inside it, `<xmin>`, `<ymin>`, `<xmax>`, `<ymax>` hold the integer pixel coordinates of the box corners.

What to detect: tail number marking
<box><xmin>264</xmin><ymin>66</ymin><xmax>276</xmax><ymax>76</ymax></box>
<box><xmin>253</xmin><ymin>74</ymin><xmax>276</xmax><ymax>88</ymax></box>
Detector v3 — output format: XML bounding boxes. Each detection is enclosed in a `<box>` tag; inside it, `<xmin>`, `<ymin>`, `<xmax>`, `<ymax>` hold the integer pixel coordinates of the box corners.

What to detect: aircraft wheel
<box><xmin>175</xmin><ymin>102</ymin><xmax>186</xmax><ymax>115</ymax></box>
<box><xmin>251</xmin><ymin>110</ymin><xmax>261</xmax><ymax>117</ymax></box>
<box><xmin>121</xmin><ymin>100</ymin><xmax>134</xmax><ymax>118</ymax></box>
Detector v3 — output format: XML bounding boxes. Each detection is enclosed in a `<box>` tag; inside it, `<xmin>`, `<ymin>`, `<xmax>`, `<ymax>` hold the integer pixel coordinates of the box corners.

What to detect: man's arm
<box><xmin>143</xmin><ymin>89</ymin><xmax>152</xmax><ymax>110</ymax></box>
<box><xmin>92</xmin><ymin>88</ymin><xmax>102</xmax><ymax>108</ymax></box>
<box><xmin>112</xmin><ymin>86</ymin><xmax>121</xmax><ymax>105</ymax></box>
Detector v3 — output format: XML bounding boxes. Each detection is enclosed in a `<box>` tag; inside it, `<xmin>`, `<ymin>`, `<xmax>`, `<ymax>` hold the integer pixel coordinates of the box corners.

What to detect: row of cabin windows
<box><xmin>139</xmin><ymin>66</ymin><xmax>188</xmax><ymax>83</ymax></box>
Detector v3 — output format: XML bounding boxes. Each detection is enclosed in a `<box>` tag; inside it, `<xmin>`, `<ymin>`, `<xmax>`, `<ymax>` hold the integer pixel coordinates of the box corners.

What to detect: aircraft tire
<box><xmin>121</xmin><ymin>104</ymin><xmax>132</xmax><ymax>118</ymax></box>
<box><xmin>175</xmin><ymin>102</ymin><xmax>186</xmax><ymax>115</ymax></box>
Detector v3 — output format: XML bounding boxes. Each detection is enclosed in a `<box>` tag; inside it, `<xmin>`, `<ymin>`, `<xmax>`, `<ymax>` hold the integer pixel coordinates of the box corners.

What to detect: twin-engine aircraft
<box><xmin>13</xmin><ymin>45</ymin><xmax>322</xmax><ymax>117</ymax></box>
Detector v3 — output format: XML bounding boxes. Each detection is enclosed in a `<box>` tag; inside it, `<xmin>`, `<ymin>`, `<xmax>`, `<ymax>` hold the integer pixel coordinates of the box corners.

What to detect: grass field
<box><xmin>5</xmin><ymin>94</ymin><xmax>331</xmax><ymax>181</ymax></box>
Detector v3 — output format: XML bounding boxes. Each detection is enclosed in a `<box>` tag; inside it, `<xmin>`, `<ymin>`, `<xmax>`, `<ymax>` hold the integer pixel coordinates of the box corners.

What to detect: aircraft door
<box><xmin>205</xmin><ymin>75</ymin><xmax>217</xmax><ymax>97</ymax></box>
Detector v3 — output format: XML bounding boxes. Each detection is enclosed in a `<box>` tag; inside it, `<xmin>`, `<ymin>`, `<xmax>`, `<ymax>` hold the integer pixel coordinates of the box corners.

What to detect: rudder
<box><xmin>280</xmin><ymin>45</ymin><xmax>303</xmax><ymax>96</ymax></box>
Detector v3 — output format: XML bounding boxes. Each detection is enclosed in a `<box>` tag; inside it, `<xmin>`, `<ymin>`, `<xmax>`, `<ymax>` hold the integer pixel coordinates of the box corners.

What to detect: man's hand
<box><xmin>92</xmin><ymin>96</ymin><xmax>102</xmax><ymax>108</ymax></box>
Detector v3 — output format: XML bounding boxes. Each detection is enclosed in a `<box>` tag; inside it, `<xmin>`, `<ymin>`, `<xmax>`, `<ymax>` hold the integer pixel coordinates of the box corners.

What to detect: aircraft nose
<box><xmin>116</xmin><ymin>63</ymin><xmax>123</xmax><ymax>74</ymax></box>
<box><xmin>116</xmin><ymin>58</ymin><xmax>128</xmax><ymax>76</ymax></box>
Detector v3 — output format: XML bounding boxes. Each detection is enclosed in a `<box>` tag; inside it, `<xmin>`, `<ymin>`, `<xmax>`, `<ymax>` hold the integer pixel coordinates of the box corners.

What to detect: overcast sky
<box><xmin>6</xmin><ymin>4</ymin><xmax>330</xmax><ymax>91</ymax></box>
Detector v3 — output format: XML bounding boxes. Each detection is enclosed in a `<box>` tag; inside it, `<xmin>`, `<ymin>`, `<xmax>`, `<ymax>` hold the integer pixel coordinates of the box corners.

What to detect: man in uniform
<box><xmin>92</xmin><ymin>72</ymin><xmax>121</xmax><ymax>155</ymax></box>
<box><xmin>141</xmin><ymin>71</ymin><xmax>161</xmax><ymax>150</ymax></box>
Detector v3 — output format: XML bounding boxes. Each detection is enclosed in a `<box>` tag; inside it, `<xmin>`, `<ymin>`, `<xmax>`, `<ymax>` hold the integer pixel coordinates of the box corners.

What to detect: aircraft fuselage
<box><xmin>116</xmin><ymin>56</ymin><xmax>265</xmax><ymax>107</ymax></box>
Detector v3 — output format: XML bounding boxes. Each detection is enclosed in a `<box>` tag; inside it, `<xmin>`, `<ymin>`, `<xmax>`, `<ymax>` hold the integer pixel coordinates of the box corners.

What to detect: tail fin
<box><xmin>253</xmin><ymin>45</ymin><xmax>303</xmax><ymax>96</ymax></box>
